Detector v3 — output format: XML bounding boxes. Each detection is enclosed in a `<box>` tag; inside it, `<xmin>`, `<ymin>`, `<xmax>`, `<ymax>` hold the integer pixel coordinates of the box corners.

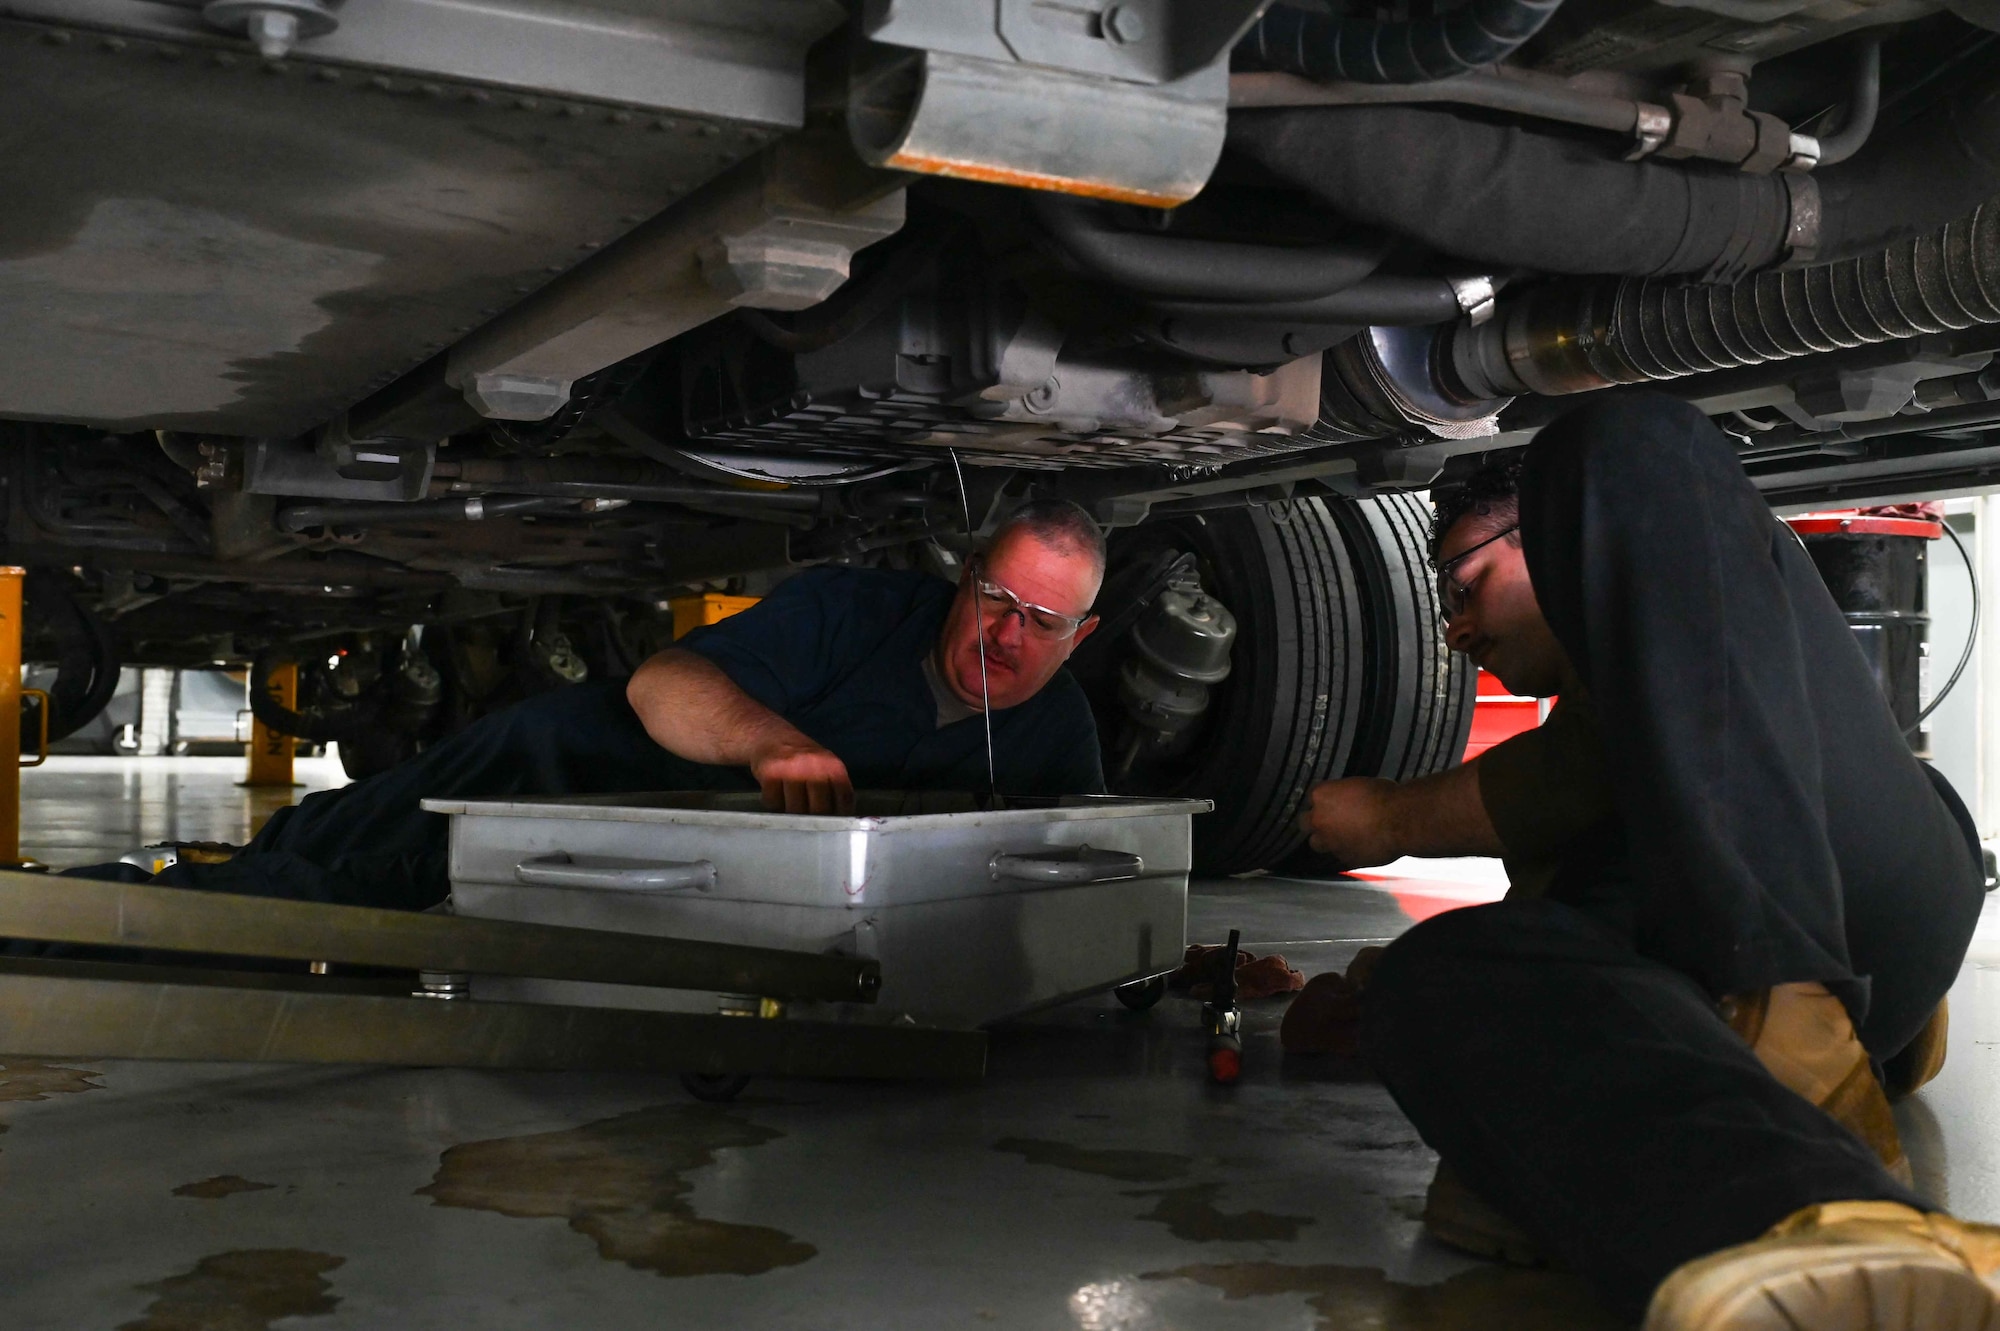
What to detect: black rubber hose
<box><xmin>1813</xmin><ymin>60</ymin><xmax>2000</xmax><ymax>261</ymax></box>
<box><xmin>1231</xmin><ymin>63</ymin><xmax>2000</xmax><ymax>284</ymax></box>
<box><xmin>24</xmin><ymin>575</ymin><xmax>120</xmax><ymax>742</ymax></box>
<box><xmin>1031</xmin><ymin>197</ymin><xmax>1389</xmax><ymax>301</ymax></box>
<box><xmin>1813</xmin><ymin>37</ymin><xmax>1882</xmax><ymax>169</ymax></box>
<box><xmin>1147</xmin><ymin>276</ymin><xmax>1464</xmax><ymax>325</ymax></box>
<box><xmin>248</xmin><ymin>648</ymin><xmax>378</xmax><ymax>744</ymax></box>
<box><xmin>1227</xmin><ymin>105</ymin><xmax>1799</xmax><ymax>282</ymax></box>
<box><xmin>1239</xmin><ymin>0</ymin><xmax>1567</xmax><ymax>85</ymax></box>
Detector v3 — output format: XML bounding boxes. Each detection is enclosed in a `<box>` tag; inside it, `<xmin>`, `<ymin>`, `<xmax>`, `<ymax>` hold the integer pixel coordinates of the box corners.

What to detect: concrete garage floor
<box><xmin>0</xmin><ymin>759</ymin><xmax>1996</xmax><ymax>1330</ymax></box>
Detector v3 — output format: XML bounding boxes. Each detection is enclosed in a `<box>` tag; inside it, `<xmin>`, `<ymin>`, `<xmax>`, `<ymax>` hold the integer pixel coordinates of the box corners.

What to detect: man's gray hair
<box><xmin>995</xmin><ymin>498</ymin><xmax>1108</xmax><ymax>572</ymax></box>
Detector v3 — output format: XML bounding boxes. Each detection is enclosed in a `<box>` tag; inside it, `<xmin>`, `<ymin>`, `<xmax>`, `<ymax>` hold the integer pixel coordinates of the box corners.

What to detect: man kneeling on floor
<box><xmin>72</xmin><ymin>500</ymin><xmax>1106</xmax><ymax>912</ymax></box>
<box><xmin>1296</xmin><ymin>394</ymin><xmax>1992</xmax><ymax>1331</ymax></box>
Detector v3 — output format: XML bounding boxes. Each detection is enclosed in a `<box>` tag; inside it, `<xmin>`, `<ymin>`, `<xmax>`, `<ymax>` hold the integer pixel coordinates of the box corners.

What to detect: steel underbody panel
<box><xmin>0</xmin><ymin>13</ymin><xmax>791</xmax><ymax>436</ymax></box>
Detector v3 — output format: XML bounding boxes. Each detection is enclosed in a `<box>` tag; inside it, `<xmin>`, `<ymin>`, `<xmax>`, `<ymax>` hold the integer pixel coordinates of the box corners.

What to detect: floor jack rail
<box><xmin>0</xmin><ymin>870</ymin><xmax>879</xmax><ymax>1002</ymax></box>
<box><xmin>0</xmin><ymin>871</ymin><xmax>986</xmax><ymax>1082</ymax></box>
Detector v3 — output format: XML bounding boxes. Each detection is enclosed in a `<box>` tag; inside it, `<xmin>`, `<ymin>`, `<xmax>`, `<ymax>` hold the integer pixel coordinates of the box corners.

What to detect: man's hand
<box><xmin>1299</xmin><ymin>777</ymin><xmax>1401</xmax><ymax>868</ymax></box>
<box><xmin>628</xmin><ymin>649</ymin><xmax>858</xmax><ymax>813</ymax></box>
<box><xmin>1297</xmin><ymin>763</ymin><xmax>1505</xmax><ymax>865</ymax></box>
<box><xmin>751</xmin><ymin>741</ymin><xmax>855</xmax><ymax>815</ymax></box>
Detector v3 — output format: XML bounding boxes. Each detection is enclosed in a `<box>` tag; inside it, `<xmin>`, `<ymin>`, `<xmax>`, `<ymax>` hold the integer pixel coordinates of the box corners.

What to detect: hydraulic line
<box><xmin>1145</xmin><ymin>276</ymin><xmax>1465</xmax><ymax>326</ymax></box>
<box><xmin>1814</xmin><ymin>38</ymin><xmax>1883</xmax><ymax>169</ymax></box>
<box><xmin>276</xmin><ymin>495</ymin><xmax>568</xmax><ymax>532</ymax></box>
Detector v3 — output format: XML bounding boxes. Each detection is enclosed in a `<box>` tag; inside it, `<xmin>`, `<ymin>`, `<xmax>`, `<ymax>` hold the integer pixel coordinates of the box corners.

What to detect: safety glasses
<box><xmin>968</xmin><ymin>556</ymin><xmax>1092</xmax><ymax>641</ymax></box>
<box><xmin>1434</xmin><ymin>523</ymin><xmax>1519</xmax><ymax>621</ymax></box>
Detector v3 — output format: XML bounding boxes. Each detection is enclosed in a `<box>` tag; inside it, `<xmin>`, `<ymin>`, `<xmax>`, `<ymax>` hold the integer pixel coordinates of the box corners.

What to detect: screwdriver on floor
<box><xmin>1204</xmin><ymin>928</ymin><xmax>1244</xmax><ymax>1084</ymax></box>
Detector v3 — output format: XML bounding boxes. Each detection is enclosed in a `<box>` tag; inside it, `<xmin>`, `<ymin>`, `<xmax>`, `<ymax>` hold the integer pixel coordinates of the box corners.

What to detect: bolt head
<box><xmin>1103</xmin><ymin>4</ymin><xmax>1147</xmax><ymax>45</ymax></box>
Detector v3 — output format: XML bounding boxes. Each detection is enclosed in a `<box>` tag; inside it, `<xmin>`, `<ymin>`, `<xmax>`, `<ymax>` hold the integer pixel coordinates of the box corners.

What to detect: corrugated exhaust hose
<box><xmin>1238</xmin><ymin>0</ymin><xmax>1567</xmax><ymax>85</ymax></box>
<box><xmin>1447</xmin><ymin>200</ymin><xmax>2000</xmax><ymax>398</ymax></box>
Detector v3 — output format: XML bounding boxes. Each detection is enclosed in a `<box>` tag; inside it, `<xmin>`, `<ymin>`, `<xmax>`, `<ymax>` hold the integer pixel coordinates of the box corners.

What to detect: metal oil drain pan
<box><xmin>424</xmin><ymin>790</ymin><xmax>1209</xmax><ymax>1027</ymax></box>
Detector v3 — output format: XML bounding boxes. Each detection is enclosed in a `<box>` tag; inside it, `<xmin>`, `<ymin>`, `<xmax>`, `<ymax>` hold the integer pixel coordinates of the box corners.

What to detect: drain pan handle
<box><xmin>515</xmin><ymin>853</ymin><xmax>717</xmax><ymax>893</ymax></box>
<box><xmin>988</xmin><ymin>845</ymin><xmax>1143</xmax><ymax>884</ymax></box>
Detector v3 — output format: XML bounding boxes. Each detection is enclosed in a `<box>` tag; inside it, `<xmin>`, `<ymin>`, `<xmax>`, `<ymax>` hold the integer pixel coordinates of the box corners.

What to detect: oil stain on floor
<box><xmin>0</xmin><ymin>1058</ymin><xmax>103</xmax><ymax>1105</ymax></box>
<box><xmin>120</xmin><ymin>1249</ymin><xmax>343</xmax><ymax>1331</ymax></box>
<box><xmin>0</xmin><ymin>1057</ymin><xmax>104</xmax><ymax>1152</ymax></box>
<box><xmin>174</xmin><ymin>1176</ymin><xmax>276</xmax><ymax>1200</ymax></box>
<box><xmin>419</xmin><ymin>1103</ymin><xmax>814</xmax><ymax>1279</ymax></box>
<box><xmin>997</xmin><ymin>1138</ymin><xmax>1310</xmax><ymax>1243</ymax></box>
<box><xmin>1149</xmin><ymin>1260</ymin><xmax>1624</xmax><ymax>1330</ymax></box>
<box><xmin>993</xmin><ymin>1137</ymin><xmax>1193</xmax><ymax>1183</ymax></box>
<box><xmin>1129</xmin><ymin>1183</ymin><xmax>1313</xmax><ymax>1243</ymax></box>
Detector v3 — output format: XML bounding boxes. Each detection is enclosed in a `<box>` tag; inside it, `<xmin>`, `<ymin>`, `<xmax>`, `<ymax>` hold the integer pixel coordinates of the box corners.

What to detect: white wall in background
<box><xmin>1927</xmin><ymin>503</ymin><xmax>1980</xmax><ymax>826</ymax></box>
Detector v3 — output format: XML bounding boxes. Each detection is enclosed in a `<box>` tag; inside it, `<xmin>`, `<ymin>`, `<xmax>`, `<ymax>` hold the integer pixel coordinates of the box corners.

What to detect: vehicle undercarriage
<box><xmin>3</xmin><ymin>0</ymin><xmax>1996</xmax><ymax>867</ymax></box>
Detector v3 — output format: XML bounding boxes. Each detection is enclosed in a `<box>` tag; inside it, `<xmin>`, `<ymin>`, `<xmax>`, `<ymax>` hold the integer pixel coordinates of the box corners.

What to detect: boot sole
<box><xmin>1421</xmin><ymin>1171</ymin><xmax>1547</xmax><ymax>1268</ymax></box>
<box><xmin>1422</xmin><ymin>1208</ymin><xmax>1547</xmax><ymax>1267</ymax></box>
<box><xmin>1643</xmin><ymin>1243</ymin><xmax>1999</xmax><ymax>1331</ymax></box>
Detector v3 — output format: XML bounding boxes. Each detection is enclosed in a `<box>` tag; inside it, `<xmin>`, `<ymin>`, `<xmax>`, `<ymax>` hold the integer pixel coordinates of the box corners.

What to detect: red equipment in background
<box><xmin>1463</xmin><ymin>671</ymin><xmax>1543</xmax><ymax>762</ymax></box>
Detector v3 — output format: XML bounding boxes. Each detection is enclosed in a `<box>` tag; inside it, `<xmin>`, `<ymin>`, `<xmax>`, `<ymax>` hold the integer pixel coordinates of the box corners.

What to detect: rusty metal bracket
<box><xmin>849</xmin><ymin>0</ymin><xmax>1254</xmax><ymax>206</ymax></box>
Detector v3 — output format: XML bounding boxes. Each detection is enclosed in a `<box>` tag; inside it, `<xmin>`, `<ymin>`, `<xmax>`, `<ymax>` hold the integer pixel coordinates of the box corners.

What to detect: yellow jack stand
<box><xmin>242</xmin><ymin>662</ymin><xmax>303</xmax><ymax>789</ymax></box>
<box><xmin>0</xmin><ymin>567</ymin><xmax>51</xmax><ymax>870</ymax></box>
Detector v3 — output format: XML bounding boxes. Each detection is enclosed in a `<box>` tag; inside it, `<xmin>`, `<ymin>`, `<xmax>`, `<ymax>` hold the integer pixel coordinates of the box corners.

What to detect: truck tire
<box><xmin>1331</xmin><ymin>493</ymin><xmax>1478</xmax><ymax>782</ymax></box>
<box><xmin>1279</xmin><ymin>493</ymin><xmax>1477</xmax><ymax>879</ymax></box>
<box><xmin>1095</xmin><ymin>498</ymin><xmax>1365</xmax><ymax>875</ymax></box>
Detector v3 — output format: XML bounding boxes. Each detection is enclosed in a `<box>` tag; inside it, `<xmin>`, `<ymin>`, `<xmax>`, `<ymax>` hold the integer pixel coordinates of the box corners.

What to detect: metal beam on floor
<box><xmin>0</xmin><ymin>869</ymin><xmax>881</xmax><ymax>1004</ymax></box>
<box><xmin>0</xmin><ymin>964</ymin><xmax>984</xmax><ymax>1079</ymax></box>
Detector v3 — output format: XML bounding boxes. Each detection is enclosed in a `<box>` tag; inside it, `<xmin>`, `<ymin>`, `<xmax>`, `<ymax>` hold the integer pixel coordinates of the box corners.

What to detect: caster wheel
<box><xmin>681</xmin><ymin>1072</ymin><xmax>751</xmax><ymax>1103</ymax></box>
<box><xmin>1114</xmin><ymin>975</ymin><xmax>1168</xmax><ymax>1011</ymax></box>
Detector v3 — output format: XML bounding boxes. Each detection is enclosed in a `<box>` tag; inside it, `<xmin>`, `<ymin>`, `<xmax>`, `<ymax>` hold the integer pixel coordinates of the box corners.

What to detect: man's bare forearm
<box><xmin>625</xmin><ymin>648</ymin><xmax>812</xmax><ymax>766</ymax></box>
<box><xmin>1381</xmin><ymin>761</ymin><xmax>1505</xmax><ymax>859</ymax></box>
<box><xmin>1300</xmin><ymin>760</ymin><xmax>1504</xmax><ymax>867</ymax></box>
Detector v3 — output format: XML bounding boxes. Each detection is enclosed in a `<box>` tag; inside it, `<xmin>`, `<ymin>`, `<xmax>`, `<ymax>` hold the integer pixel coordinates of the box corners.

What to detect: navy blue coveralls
<box><xmin>76</xmin><ymin>567</ymin><xmax>1104</xmax><ymax>911</ymax></box>
<box><xmin>1363</xmin><ymin>395</ymin><xmax>1985</xmax><ymax>1319</ymax></box>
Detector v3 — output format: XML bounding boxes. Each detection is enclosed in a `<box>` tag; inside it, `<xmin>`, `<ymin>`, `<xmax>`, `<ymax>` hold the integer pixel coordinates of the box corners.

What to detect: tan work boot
<box><xmin>1422</xmin><ymin>1161</ymin><xmax>1545</xmax><ymax>1267</ymax></box>
<box><xmin>1884</xmin><ymin>999</ymin><xmax>1951</xmax><ymax>1101</ymax></box>
<box><xmin>1721</xmin><ymin>982</ymin><xmax>1911</xmax><ymax>1185</ymax></box>
<box><xmin>171</xmin><ymin>841</ymin><xmax>240</xmax><ymax>865</ymax></box>
<box><xmin>1643</xmin><ymin>1201</ymin><xmax>2000</xmax><ymax>1331</ymax></box>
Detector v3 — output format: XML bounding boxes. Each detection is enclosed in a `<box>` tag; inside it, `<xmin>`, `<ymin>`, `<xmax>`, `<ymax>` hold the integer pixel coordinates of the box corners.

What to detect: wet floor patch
<box><xmin>998</xmin><ymin>1137</ymin><xmax>1312</xmax><ymax>1244</ymax></box>
<box><xmin>1149</xmin><ymin>1260</ymin><xmax>1623</xmax><ymax>1330</ymax></box>
<box><xmin>418</xmin><ymin>1103</ymin><xmax>814</xmax><ymax>1279</ymax></box>
<box><xmin>993</xmin><ymin>1137</ymin><xmax>1193</xmax><ymax>1183</ymax></box>
<box><xmin>1127</xmin><ymin>1183</ymin><xmax>1312</xmax><ymax>1243</ymax></box>
<box><xmin>0</xmin><ymin>1057</ymin><xmax>104</xmax><ymax>1150</ymax></box>
<box><xmin>0</xmin><ymin>1057</ymin><xmax>103</xmax><ymax>1104</ymax></box>
<box><xmin>120</xmin><ymin>1249</ymin><xmax>343</xmax><ymax>1331</ymax></box>
<box><xmin>174</xmin><ymin>1176</ymin><xmax>277</xmax><ymax>1200</ymax></box>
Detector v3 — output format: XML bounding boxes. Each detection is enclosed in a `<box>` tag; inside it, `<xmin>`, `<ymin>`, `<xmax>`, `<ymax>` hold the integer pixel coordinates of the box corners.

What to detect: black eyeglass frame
<box><xmin>1433</xmin><ymin>523</ymin><xmax>1520</xmax><ymax>620</ymax></box>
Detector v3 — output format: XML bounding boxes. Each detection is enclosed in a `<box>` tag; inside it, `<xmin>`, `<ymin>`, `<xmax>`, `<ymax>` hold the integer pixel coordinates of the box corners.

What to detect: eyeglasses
<box><xmin>1434</xmin><ymin>523</ymin><xmax>1518</xmax><ymax>621</ymax></box>
<box><xmin>968</xmin><ymin>556</ymin><xmax>1093</xmax><ymax>641</ymax></box>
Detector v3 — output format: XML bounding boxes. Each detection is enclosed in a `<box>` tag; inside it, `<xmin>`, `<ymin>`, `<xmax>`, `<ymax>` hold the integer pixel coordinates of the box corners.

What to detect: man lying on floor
<box><xmin>1295</xmin><ymin>394</ymin><xmax>1993</xmax><ymax>1331</ymax></box>
<box><xmin>66</xmin><ymin>499</ymin><xmax>1107</xmax><ymax>912</ymax></box>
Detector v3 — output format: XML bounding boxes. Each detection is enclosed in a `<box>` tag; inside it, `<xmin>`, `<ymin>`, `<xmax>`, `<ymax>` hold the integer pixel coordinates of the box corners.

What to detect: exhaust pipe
<box><xmin>1447</xmin><ymin>199</ymin><xmax>2000</xmax><ymax>400</ymax></box>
